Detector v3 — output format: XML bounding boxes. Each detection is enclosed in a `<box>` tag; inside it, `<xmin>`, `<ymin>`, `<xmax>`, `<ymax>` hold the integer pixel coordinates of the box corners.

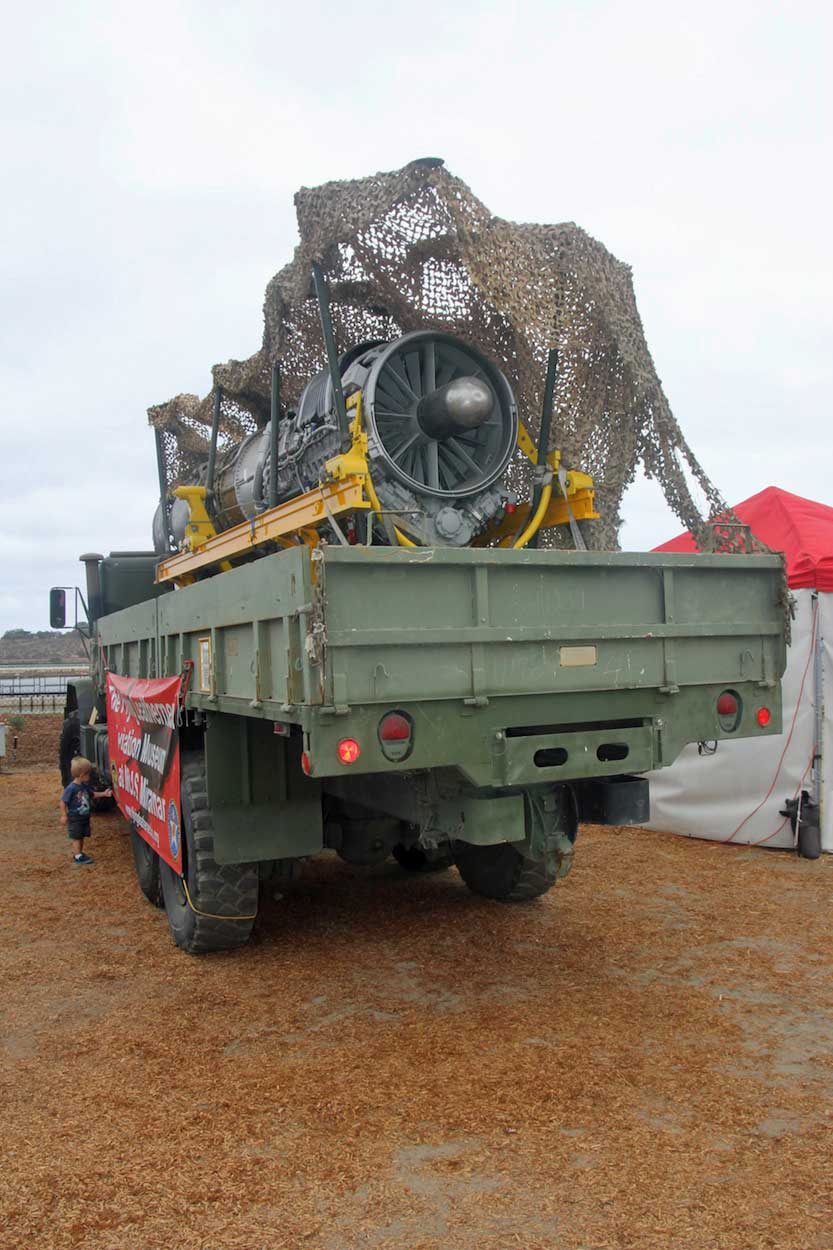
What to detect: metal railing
<box><xmin>0</xmin><ymin>667</ymin><xmax>85</xmax><ymax>716</ymax></box>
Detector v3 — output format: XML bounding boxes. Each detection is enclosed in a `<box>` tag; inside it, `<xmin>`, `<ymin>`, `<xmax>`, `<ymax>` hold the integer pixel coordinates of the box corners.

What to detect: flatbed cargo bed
<box><xmin>96</xmin><ymin>545</ymin><xmax>787</xmax><ymax>787</ymax></box>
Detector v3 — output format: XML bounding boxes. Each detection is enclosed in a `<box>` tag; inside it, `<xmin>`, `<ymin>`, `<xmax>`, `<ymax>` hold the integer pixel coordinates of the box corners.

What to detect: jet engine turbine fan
<box><xmin>154</xmin><ymin>329</ymin><xmax>519</xmax><ymax>553</ymax></box>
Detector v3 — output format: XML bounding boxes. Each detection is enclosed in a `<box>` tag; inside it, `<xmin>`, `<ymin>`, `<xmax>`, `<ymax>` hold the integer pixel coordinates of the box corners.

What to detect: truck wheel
<box><xmin>130</xmin><ymin>826</ymin><xmax>163</xmax><ymax>907</ymax></box>
<box><xmin>454</xmin><ymin>841</ymin><xmax>558</xmax><ymax>902</ymax></box>
<box><xmin>159</xmin><ymin>753</ymin><xmax>259</xmax><ymax>954</ymax></box>
<box><xmin>91</xmin><ymin>765</ymin><xmax>115</xmax><ymax>815</ymax></box>
<box><xmin>58</xmin><ymin>714</ymin><xmax>113</xmax><ymax>808</ymax></box>
<box><xmin>59</xmin><ymin>715</ymin><xmax>81</xmax><ymax>786</ymax></box>
<box><xmin>392</xmin><ymin>843</ymin><xmax>453</xmax><ymax>873</ymax></box>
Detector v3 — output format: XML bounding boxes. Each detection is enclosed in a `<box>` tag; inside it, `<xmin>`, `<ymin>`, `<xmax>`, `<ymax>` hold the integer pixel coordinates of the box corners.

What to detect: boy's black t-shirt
<box><xmin>61</xmin><ymin>781</ymin><xmax>93</xmax><ymax>822</ymax></box>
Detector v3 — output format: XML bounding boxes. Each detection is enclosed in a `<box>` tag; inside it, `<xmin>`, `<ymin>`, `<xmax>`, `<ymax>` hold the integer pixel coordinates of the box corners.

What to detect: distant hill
<box><xmin>0</xmin><ymin>630</ymin><xmax>87</xmax><ymax>666</ymax></box>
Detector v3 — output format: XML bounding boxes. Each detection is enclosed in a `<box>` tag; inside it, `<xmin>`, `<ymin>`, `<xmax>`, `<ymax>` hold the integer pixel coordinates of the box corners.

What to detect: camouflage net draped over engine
<box><xmin>148</xmin><ymin>158</ymin><xmax>750</xmax><ymax>551</ymax></box>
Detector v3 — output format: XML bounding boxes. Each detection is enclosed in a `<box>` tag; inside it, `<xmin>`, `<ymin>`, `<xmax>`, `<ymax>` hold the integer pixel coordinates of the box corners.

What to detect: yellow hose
<box><xmin>512</xmin><ymin>482</ymin><xmax>553</xmax><ymax>549</ymax></box>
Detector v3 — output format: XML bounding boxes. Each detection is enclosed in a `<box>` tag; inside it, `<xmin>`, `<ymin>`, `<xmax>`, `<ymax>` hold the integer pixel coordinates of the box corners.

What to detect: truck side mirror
<box><xmin>49</xmin><ymin>587</ymin><xmax>67</xmax><ymax>629</ymax></box>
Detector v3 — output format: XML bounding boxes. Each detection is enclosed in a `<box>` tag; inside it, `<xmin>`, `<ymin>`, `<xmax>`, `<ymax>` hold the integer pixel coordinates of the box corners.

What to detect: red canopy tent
<box><xmin>653</xmin><ymin>485</ymin><xmax>833</xmax><ymax>590</ymax></box>
<box><xmin>647</xmin><ymin>485</ymin><xmax>833</xmax><ymax>852</ymax></box>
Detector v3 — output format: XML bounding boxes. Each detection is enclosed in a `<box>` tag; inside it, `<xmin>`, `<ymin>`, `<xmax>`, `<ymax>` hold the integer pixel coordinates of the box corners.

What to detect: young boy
<box><xmin>60</xmin><ymin>757</ymin><xmax>113</xmax><ymax>865</ymax></box>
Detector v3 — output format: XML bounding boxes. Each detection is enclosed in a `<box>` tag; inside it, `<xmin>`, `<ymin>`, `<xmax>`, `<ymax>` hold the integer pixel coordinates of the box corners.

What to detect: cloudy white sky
<box><xmin>1</xmin><ymin>0</ymin><xmax>831</xmax><ymax>630</ymax></box>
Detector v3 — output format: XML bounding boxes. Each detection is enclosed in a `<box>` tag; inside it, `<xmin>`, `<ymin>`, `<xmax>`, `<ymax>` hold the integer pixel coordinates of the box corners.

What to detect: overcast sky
<box><xmin>1</xmin><ymin>0</ymin><xmax>831</xmax><ymax>631</ymax></box>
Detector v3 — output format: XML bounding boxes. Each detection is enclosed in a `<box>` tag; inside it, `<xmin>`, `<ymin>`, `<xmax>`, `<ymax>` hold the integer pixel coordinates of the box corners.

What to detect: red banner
<box><xmin>107</xmin><ymin>673</ymin><xmax>183</xmax><ymax>873</ymax></box>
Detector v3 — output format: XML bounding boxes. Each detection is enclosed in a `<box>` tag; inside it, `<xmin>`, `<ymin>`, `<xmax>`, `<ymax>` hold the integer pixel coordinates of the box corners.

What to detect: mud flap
<box><xmin>205</xmin><ymin>715</ymin><xmax>322</xmax><ymax>863</ymax></box>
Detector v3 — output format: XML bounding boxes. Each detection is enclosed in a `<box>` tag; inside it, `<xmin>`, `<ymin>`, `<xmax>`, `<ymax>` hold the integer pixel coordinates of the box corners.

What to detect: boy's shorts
<box><xmin>67</xmin><ymin>820</ymin><xmax>91</xmax><ymax>842</ymax></box>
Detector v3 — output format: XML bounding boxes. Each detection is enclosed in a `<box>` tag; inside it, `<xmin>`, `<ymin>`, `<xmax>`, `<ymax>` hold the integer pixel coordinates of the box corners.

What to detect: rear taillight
<box><xmin>378</xmin><ymin>711</ymin><xmax>414</xmax><ymax>762</ymax></box>
<box><xmin>717</xmin><ymin>690</ymin><xmax>741</xmax><ymax>733</ymax></box>
<box><xmin>756</xmin><ymin>707</ymin><xmax>772</xmax><ymax>727</ymax></box>
<box><xmin>379</xmin><ymin>713</ymin><xmax>411</xmax><ymax>741</ymax></box>
<box><xmin>337</xmin><ymin>738</ymin><xmax>361</xmax><ymax>764</ymax></box>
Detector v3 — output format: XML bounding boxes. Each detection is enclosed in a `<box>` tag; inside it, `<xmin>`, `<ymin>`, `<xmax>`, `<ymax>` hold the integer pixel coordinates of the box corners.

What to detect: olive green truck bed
<box><xmin>75</xmin><ymin>545</ymin><xmax>786</xmax><ymax>952</ymax></box>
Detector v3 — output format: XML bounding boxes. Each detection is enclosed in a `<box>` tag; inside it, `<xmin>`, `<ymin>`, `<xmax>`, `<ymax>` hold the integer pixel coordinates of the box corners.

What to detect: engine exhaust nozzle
<box><xmin>416</xmin><ymin>376</ymin><xmax>493</xmax><ymax>440</ymax></box>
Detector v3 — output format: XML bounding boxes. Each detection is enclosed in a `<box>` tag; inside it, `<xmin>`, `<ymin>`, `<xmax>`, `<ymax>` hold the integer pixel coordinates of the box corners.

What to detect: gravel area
<box><xmin>1</xmin><ymin>768</ymin><xmax>831</xmax><ymax>1250</ymax></box>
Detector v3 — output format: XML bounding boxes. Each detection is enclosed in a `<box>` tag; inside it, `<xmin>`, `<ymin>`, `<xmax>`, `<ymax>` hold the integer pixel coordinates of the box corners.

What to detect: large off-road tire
<box><xmin>130</xmin><ymin>826</ymin><xmax>163</xmax><ymax>907</ymax></box>
<box><xmin>159</xmin><ymin>753</ymin><xmax>259</xmax><ymax>954</ymax></box>
<box><xmin>392</xmin><ymin>843</ymin><xmax>454</xmax><ymax>873</ymax></box>
<box><xmin>454</xmin><ymin>841</ymin><xmax>558</xmax><ymax>902</ymax></box>
<box><xmin>59</xmin><ymin>715</ymin><xmax>81</xmax><ymax>786</ymax></box>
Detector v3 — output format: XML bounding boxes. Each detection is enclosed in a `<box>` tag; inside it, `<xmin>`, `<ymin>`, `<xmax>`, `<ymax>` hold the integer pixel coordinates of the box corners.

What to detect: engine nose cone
<box><xmin>417</xmin><ymin>376</ymin><xmax>493</xmax><ymax>439</ymax></box>
<box><xmin>443</xmin><ymin>377</ymin><xmax>493</xmax><ymax>427</ymax></box>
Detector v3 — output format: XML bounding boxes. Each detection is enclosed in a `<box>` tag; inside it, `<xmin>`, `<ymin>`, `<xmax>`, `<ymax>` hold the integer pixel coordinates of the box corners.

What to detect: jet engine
<box><xmin>154</xmin><ymin>330</ymin><xmax>519</xmax><ymax>553</ymax></box>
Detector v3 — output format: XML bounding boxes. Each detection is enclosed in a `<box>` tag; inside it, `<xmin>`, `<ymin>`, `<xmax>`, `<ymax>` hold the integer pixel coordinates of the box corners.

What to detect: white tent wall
<box><xmin>644</xmin><ymin>590</ymin><xmax>824</xmax><ymax>850</ymax></box>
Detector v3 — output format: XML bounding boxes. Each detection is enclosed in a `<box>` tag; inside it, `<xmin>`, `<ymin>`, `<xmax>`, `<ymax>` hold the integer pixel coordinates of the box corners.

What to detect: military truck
<box><xmin>50</xmin><ymin>287</ymin><xmax>787</xmax><ymax>955</ymax></box>
<box><xmin>51</xmin><ymin>537</ymin><xmax>787</xmax><ymax>957</ymax></box>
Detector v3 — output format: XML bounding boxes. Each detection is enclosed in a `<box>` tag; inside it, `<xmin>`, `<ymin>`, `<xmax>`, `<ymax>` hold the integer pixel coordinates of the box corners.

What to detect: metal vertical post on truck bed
<box><xmin>153</xmin><ymin>429</ymin><xmax>171</xmax><ymax>553</ymax></box>
<box><xmin>206</xmin><ymin>386</ymin><xmax>222</xmax><ymax>511</ymax></box>
<box><xmin>311</xmin><ymin>261</ymin><xmax>350</xmax><ymax>451</ymax></box>
<box><xmin>528</xmin><ymin>348</ymin><xmax>558</xmax><ymax>549</ymax></box>
<box><xmin>269</xmin><ymin>363</ymin><xmax>281</xmax><ymax>509</ymax></box>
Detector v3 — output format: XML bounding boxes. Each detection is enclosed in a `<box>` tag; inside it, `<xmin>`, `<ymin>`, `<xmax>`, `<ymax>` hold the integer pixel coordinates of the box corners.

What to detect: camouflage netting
<box><xmin>148</xmin><ymin>158</ymin><xmax>754</xmax><ymax>552</ymax></box>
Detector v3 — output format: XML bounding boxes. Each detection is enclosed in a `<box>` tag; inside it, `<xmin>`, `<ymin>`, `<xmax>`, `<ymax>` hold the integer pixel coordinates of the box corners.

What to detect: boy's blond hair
<box><xmin>70</xmin><ymin>756</ymin><xmax>93</xmax><ymax>780</ymax></box>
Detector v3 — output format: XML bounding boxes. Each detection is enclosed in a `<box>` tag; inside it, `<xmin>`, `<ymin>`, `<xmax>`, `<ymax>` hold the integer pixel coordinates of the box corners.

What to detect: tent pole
<box><xmin>813</xmin><ymin>591</ymin><xmax>823</xmax><ymax>810</ymax></box>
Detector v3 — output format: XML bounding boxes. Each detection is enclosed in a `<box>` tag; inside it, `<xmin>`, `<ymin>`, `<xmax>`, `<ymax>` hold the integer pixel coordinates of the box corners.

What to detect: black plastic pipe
<box><xmin>311</xmin><ymin>261</ymin><xmax>350</xmax><ymax>450</ymax></box>
<box><xmin>153</xmin><ymin>428</ymin><xmax>171</xmax><ymax>553</ymax></box>
<box><xmin>269</xmin><ymin>363</ymin><xmax>281</xmax><ymax>508</ymax></box>
<box><xmin>528</xmin><ymin>348</ymin><xmax>559</xmax><ymax>550</ymax></box>
<box><xmin>206</xmin><ymin>386</ymin><xmax>222</xmax><ymax>510</ymax></box>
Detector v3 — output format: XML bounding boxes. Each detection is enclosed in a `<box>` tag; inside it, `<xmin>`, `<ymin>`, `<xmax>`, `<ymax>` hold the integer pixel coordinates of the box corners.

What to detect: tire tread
<box><xmin>161</xmin><ymin>753</ymin><xmax>258</xmax><ymax>954</ymax></box>
<box><xmin>454</xmin><ymin>841</ymin><xmax>557</xmax><ymax>902</ymax></box>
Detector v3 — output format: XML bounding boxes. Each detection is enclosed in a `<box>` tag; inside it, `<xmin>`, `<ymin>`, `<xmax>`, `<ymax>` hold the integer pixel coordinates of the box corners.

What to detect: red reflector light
<box><xmin>301</xmin><ymin>751</ymin><xmax>312</xmax><ymax>776</ymax></box>
<box><xmin>337</xmin><ymin>738</ymin><xmax>361</xmax><ymax>764</ymax></box>
<box><xmin>756</xmin><ymin>707</ymin><xmax>772</xmax><ymax>727</ymax></box>
<box><xmin>717</xmin><ymin>693</ymin><xmax>738</xmax><ymax>716</ymax></box>
<box><xmin>504</xmin><ymin>502</ymin><xmax>517</xmax><ymax>514</ymax></box>
<box><xmin>379</xmin><ymin>713</ymin><xmax>411</xmax><ymax>741</ymax></box>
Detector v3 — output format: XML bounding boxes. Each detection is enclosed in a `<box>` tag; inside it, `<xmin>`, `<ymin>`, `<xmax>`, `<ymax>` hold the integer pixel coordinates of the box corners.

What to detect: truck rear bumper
<box><xmin>304</xmin><ymin>682</ymin><xmax>782</xmax><ymax>787</ymax></box>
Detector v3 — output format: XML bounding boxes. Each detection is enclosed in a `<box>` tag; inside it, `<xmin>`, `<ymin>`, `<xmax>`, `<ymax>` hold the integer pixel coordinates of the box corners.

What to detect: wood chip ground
<box><xmin>1</xmin><ymin>769</ymin><xmax>831</xmax><ymax>1249</ymax></box>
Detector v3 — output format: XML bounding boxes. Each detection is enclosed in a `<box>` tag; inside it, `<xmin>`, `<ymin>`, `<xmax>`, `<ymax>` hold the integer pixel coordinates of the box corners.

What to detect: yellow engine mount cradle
<box><xmin>325</xmin><ymin>393</ymin><xmax>417</xmax><ymax>547</ymax></box>
<box><xmin>475</xmin><ymin>418</ymin><xmax>599</xmax><ymax>547</ymax></box>
<box><xmin>156</xmin><ymin>477</ymin><xmax>370</xmax><ymax>585</ymax></box>
<box><xmin>515</xmin><ymin>418</ymin><xmax>559</xmax><ymax>470</ymax></box>
<box><xmin>173</xmin><ymin>485</ymin><xmax>218</xmax><ymax>551</ymax></box>
<box><xmin>156</xmin><ymin>388</ymin><xmax>599</xmax><ymax>584</ymax></box>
